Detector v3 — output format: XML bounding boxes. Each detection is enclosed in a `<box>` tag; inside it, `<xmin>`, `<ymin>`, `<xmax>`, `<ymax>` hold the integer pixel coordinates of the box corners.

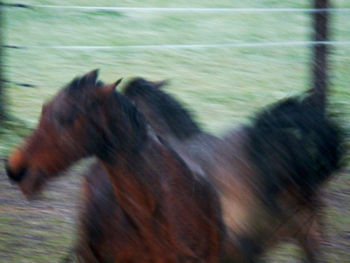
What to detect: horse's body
<box><xmin>5</xmin><ymin>71</ymin><xmax>223</xmax><ymax>263</ymax></box>
<box><xmin>121</xmin><ymin>78</ymin><xmax>344</xmax><ymax>262</ymax></box>
<box><xmin>5</xmin><ymin>71</ymin><xmax>344</xmax><ymax>262</ymax></box>
<box><xmin>76</xmin><ymin>77</ymin><xmax>343</xmax><ymax>263</ymax></box>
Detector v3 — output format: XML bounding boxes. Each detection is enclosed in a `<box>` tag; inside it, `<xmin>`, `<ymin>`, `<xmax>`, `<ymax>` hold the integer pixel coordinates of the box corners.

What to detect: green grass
<box><xmin>2</xmin><ymin>0</ymin><xmax>350</xmax><ymax>141</ymax></box>
<box><xmin>0</xmin><ymin>0</ymin><xmax>350</xmax><ymax>262</ymax></box>
<box><xmin>0</xmin><ymin>212</ymin><xmax>75</xmax><ymax>263</ymax></box>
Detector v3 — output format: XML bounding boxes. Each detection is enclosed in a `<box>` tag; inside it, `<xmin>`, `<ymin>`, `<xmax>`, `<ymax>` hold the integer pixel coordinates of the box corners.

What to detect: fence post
<box><xmin>310</xmin><ymin>0</ymin><xmax>329</xmax><ymax>111</ymax></box>
<box><xmin>0</xmin><ymin>1</ymin><xmax>6</xmax><ymax>123</ymax></box>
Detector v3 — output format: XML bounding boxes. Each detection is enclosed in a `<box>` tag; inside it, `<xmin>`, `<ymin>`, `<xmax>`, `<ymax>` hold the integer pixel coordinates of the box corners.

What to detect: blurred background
<box><xmin>0</xmin><ymin>0</ymin><xmax>349</xmax><ymax>262</ymax></box>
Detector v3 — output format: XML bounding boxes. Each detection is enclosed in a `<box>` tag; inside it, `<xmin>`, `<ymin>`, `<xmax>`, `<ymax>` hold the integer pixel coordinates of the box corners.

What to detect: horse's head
<box><xmin>5</xmin><ymin>70</ymin><xmax>123</xmax><ymax>198</ymax></box>
<box><xmin>124</xmin><ymin>78</ymin><xmax>200</xmax><ymax>140</ymax></box>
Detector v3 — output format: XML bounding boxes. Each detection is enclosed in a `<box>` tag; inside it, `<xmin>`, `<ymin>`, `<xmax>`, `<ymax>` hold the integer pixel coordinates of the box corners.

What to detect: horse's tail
<box><xmin>247</xmin><ymin>91</ymin><xmax>345</xmax><ymax>210</ymax></box>
<box><xmin>247</xmin><ymin>0</ymin><xmax>345</xmax><ymax>210</ymax></box>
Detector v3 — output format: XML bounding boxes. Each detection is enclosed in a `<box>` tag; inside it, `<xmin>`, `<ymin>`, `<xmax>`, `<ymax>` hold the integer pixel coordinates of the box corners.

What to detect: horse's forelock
<box><xmin>96</xmin><ymin>80</ymin><xmax>105</xmax><ymax>88</ymax></box>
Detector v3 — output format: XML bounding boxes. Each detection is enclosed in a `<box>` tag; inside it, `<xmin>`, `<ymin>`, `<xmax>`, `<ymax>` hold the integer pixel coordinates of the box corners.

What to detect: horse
<box><xmin>5</xmin><ymin>70</ymin><xmax>224</xmax><ymax>263</ymax></box>
<box><xmin>122</xmin><ymin>77</ymin><xmax>344</xmax><ymax>262</ymax></box>
<box><xmin>65</xmin><ymin>76</ymin><xmax>343</xmax><ymax>263</ymax></box>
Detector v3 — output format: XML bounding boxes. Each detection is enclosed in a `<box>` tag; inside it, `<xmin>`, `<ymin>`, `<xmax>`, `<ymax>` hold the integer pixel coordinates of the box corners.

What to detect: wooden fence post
<box><xmin>311</xmin><ymin>0</ymin><xmax>329</xmax><ymax>112</ymax></box>
<box><xmin>0</xmin><ymin>2</ymin><xmax>7</xmax><ymax>123</ymax></box>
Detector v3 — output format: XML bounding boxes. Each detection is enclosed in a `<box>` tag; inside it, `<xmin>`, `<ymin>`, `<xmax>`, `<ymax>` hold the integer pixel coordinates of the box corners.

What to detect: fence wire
<box><xmin>2</xmin><ymin>3</ymin><xmax>350</xmax><ymax>13</ymax></box>
<box><xmin>2</xmin><ymin>41</ymin><xmax>350</xmax><ymax>51</ymax></box>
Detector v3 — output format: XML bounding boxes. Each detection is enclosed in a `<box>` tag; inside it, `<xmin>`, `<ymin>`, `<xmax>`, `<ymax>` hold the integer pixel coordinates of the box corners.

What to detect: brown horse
<box><xmin>5</xmin><ymin>70</ymin><xmax>223</xmax><ymax>263</ymax></box>
<box><xmin>67</xmin><ymin>76</ymin><xmax>343</xmax><ymax>263</ymax></box>
<box><xmin>122</xmin><ymin>78</ymin><xmax>344</xmax><ymax>262</ymax></box>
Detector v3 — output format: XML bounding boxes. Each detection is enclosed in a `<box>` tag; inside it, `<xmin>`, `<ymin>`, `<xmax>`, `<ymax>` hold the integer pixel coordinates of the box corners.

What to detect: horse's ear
<box><xmin>152</xmin><ymin>80</ymin><xmax>169</xmax><ymax>89</ymax></box>
<box><xmin>103</xmin><ymin>78</ymin><xmax>123</xmax><ymax>95</ymax></box>
<box><xmin>81</xmin><ymin>69</ymin><xmax>99</xmax><ymax>87</ymax></box>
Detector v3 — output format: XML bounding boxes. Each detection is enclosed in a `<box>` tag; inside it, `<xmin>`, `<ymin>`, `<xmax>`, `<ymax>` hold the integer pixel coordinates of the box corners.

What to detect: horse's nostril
<box><xmin>5</xmin><ymin>159</ymin><xmax>27</xmax><ymax>183</ymax></box>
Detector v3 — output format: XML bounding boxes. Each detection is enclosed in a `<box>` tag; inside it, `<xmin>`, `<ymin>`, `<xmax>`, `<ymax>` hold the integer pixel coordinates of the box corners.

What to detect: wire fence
<box><xmin>2</xmin><ymin>3</ymin><xmax>350</xmax><ymax>13</ymax></box>
<box><xmin>0</xmin><ymin>1</ymin><xmax>349</xmax><ymax>88</ymax></box>
<box><xmin>2</xmin><ymin>3</ymin><xmax>350</xmax><ymax>51</ymax></box>
<box><xmin>2</xmin><ymin>41</ymin><xmax>350</xmax><ymax>51</ymax></box>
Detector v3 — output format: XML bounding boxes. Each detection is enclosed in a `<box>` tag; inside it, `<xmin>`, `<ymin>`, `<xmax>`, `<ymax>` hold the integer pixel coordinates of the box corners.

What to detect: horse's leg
<box><xmin>75</xmin><ymin>241</ymin><xmax>101</xmax><ymax>263</ymax></box>
<box><xmin>296</xmin><ymin>222</ymin><xmax>324</xmax><ymax>263</ymax></box>
<box><xmin>60</xmin><ymin>247</ymin><xmax>76</xmax><ymax>263</ymax></box>
<box><xmin>74</xmin><ymin>177</ymin><xmax>103</xmax><ymax>263</ymax></box>
<box><xmin>220</xmin><ymin>256</ymin><xmax>265</xmax><ymax>263</ymax></box>
<box><xmin>295</xmin><ymin>196</ymin><xmax>326</xmax><ymax>263</ymax></box>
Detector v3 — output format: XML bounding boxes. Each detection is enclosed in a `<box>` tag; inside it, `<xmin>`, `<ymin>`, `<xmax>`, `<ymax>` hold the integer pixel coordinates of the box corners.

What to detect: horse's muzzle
<box><xmin>4</xmin><ymin>159</ymin><xmax>27</xmax><ymax>183</ymax></box>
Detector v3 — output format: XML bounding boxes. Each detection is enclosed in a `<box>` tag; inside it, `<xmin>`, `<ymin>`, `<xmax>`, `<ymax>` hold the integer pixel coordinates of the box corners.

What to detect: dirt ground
<box><xmin>0</xmin><ymin>162</ymin><xmax>349</xmax><ymax>263</ymax></box>
<box><xmin>0</xmin><ymin>162</ymin><xmax>83</xmax><ymax>263</ymax></box>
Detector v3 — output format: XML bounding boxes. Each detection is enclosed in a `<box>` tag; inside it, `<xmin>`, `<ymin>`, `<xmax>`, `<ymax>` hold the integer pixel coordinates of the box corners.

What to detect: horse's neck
<box><xmin>100</xmin><ymin>130</ymin><xmax>197</xmax><ymax>255</ymax></box>
<box><xmin>147</xmin><ymin>118</ymin><xmax>178</xmax><ymax>143</ymax></box>
<box><xmin>99</xmin><ymin>128</ymin><xmax>165</xmax><ymax>221</ymax></box>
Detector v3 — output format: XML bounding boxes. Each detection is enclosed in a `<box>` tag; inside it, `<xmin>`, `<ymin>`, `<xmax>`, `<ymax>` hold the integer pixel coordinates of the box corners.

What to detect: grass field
<box><xmin>0</xmin><ymin>0</ymin><xmax>350</xmax><ymax>262</ymax></box>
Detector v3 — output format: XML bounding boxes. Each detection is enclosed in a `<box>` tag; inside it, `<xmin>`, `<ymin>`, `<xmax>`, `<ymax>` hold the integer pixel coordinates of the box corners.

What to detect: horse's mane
<box><xmin>118</xmin><ymin>92</ymin><xmax>149</xmax><ymax>150</ymax></box>
<box><xmin>124</xmin><ymin>78</ymin><xmax>201</xmax><ymax>140</ymax></box>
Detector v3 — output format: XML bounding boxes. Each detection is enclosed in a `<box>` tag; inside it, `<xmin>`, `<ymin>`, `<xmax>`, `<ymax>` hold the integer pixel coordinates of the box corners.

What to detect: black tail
<box><xmin>247</xmin><ymin>94</ymin><xmax>345</xmax><ymax>210</ymax></box>
<box><xmin>247</xmin><ymin>0</ymin><xmax>345</xmax><ymax>210</ymax></box>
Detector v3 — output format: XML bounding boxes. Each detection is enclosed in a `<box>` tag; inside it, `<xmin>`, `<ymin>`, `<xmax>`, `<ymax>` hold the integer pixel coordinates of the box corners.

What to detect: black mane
<box><xmin>124</xmin><ymin>78</ymin><xmax>201</xmax><ymax>140</ymax></box>
<box><xmin>99</xmin><ymin>90</ymin><xmax>149</xmax><ymax>158</ymax></box>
